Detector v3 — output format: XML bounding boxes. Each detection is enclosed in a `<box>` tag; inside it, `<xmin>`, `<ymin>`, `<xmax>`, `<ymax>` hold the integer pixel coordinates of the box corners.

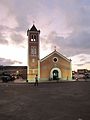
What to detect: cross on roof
<box><xmin>54</xmin><ymin>46</ymin><xmax>56</xmax><ymax>51</ymax></box>
<box><xmin>33</xmin><ymin>21</ymin><xmax>35</xmax><ymax>25</ymax></box>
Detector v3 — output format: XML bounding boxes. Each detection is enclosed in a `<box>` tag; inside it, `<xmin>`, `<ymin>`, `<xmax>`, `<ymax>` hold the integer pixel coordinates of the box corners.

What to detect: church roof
<box><xmin>30</xmin><ymin>24</ymin><xmax>38</xmax><ymax>31</ymax></box>
<box><xmin>40</xmin><ymin>50</ymin><xmax>71</xmax><ymax>62</ymax></box>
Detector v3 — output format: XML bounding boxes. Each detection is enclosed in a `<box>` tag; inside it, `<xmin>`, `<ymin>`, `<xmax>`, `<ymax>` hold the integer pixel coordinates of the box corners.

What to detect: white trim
<box><xmin>70</xmin><ymin>60</ymin><xmax>72</xmax><ymax>80</ymax></box>
<box><xmin>50</xmin><ymin>68</ymin><xmax>62</xmax><ymax>79</ymax></box>
<box><xmin>38</xmin><ymin>60</ymin><xmax>40</xmax><ymax>80</ymax></box>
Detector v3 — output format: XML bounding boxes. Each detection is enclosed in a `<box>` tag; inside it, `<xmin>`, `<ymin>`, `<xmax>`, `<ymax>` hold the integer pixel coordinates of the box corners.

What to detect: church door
<box><xmin>53</xmin><ymin>70</ymin><xmax>58</xmax><ymax>80</ymax></box>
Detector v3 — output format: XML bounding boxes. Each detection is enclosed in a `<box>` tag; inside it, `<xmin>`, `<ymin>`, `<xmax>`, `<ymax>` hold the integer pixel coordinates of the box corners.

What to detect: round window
<box><xmin>53</xmin><ymin>57</ymin><xmax>58</xmax><ymax>63</ymax></box>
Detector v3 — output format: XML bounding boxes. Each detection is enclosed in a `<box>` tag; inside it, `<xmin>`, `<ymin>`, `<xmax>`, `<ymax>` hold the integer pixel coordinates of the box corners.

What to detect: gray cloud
<box><xmin>7</xmin><ymin>0</ymin><xmax>43</xmax><ymax>31</ymax></box>
<box><xmin>67</xmin><ymin>31</ymin><xmax>90</xmax><ymax>49</ymax></box>
<box><xmin>0</xmin><ymin>0</ymin><xmax>90</xmax><ymax>32</ymax></box>
<box><xmin>75</xmin><ymin>61</ymin><xmax>90</xmax><ymax>67</ymax></box>
<box><xmin>0</xmin><ymin>0</ymin><xmax>90</xmax><ymax>68</ymax></box>
<box><xmin>10</xmin><ymin>32</ymin><xmax>25</xmax><ymax>45</ymax></box>
<box><xmin>75</xmin><ymin>63</ymin><xmax>84</xmax><ymax>66</ymax></box>
<box><xmin>41</xmin><ymin>29</ymin><xmax>90</xmax><ymax>57</ymax></box>
<box><xmin>0</xmin><ymin>32</ymin><xmax>8</xmax><ymax>45</ymax></box>
<box><xmin>72</xmin><ymin>53</ymin><xmax>90</xmax><ymax>68</ymax></box>
<box><xmin>66</xmin><ymin>5</ymin><xmax>90</xmax><ymax>31</ymax></box>
<box><xmin>0</xmin><ymin>25</ymin><xmax>25</xmax><ymax>46</ymax></box>
<box><xmin>80</xmin><ymin>58</ymin><xmax>86</xmax><ymax>62</ymax></box>
<box><xmin>0</xmin><ymin>28</ymin><xmax>25</xmax><ymax>46</ymax></box>
<box><xmin>0</xmin><ymin>25</ymin><xmax>11</xmax><ymax>31</ymax></box>
<box><xmin>0</xmin><ymin>58</ymin><xmax>22</xmax><ymax>66</ymax></box>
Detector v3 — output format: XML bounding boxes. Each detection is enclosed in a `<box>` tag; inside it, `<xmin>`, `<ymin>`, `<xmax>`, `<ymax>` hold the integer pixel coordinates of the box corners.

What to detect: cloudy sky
<box><xmin>0</xmin><ymin>0</ymin><xmax>90</xmax><ymax>71</ymax></box>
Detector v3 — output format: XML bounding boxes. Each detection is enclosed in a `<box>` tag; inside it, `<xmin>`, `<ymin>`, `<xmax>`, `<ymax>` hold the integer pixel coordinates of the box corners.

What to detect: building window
<box><xmin>31</xmin><ymin>35</ymin><xmax>33</xmax><ymax>41</ymax></box>
<box><xmin>31</xmin><ymin>35</ymin><xmax>36</xmax><ymax>41</ymax></box>
<box><xmin>34</xmin><ymin>35</ymin><xmax>36</xmax><ymax>41</ymax></box>
<box><xmin>53</xmin><ymin>57</ymin><xmax>58</xmax><ymax>63</ymax></box>
<box><xmin>31</xmin><ymin>46</ymin><xmax>37</xmax><ymax>56</ymax></box>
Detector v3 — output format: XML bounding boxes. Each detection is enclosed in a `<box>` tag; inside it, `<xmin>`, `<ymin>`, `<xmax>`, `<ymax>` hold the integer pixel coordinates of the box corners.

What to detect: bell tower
<box><xmin>27</xmin><ymin>24</ymin><xmax>40</xmax><ymax>81</ymax></box>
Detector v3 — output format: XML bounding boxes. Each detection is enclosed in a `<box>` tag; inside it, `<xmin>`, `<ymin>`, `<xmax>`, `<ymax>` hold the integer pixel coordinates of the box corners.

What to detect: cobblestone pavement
<box><xmin>0</xmin><ymin>81</ymin><xmax>90</xmax><ymax>120</ymax></box>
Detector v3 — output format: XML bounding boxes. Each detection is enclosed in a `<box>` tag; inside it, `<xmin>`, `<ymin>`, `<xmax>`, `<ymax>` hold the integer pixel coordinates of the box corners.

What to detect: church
<box><xmin>27</xmin><ymin>24</ymin><xmax>72</xmax><ymax>82</ymax></box>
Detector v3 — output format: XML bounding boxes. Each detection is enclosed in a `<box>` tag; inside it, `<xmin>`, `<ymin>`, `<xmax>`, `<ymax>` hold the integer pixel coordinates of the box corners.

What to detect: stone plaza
<box><xmin>0</xmin><ymin>81</ymin><xmax>90</xmax><ymax>120</ymax></box>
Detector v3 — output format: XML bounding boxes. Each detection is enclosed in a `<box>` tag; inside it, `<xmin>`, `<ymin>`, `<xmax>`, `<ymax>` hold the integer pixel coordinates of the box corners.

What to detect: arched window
<box><xmin>31</xmin><ymin>35</ymin><xmax>36</xmax><ymax>41</ymax></box>
<box><xmin>34</xmin><ymin>35</ymin><xmax>36</xmax><ymax>41</ymax></box>
<box><xmin>31</xmin><ymin>35</ymin><xmax>33</xmax><ymax>41</ymax></box>
<box><xmin>31</xmin><ymin>46</ymin><xmax>37</xmax><ymax>56</ymax></box>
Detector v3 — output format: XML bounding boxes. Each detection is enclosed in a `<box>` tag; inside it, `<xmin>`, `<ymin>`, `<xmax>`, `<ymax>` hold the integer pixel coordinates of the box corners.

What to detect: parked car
<box><xmin>74</xmin><ymin>73</ymin><xmax>85</xmax><ymax>80</ymax></box>
<box><xmin>85</xmin><ymin>73</ymin><xmax>90</xmax><ymax>79</ymax></box>
<box><xmin>1</xmin><ymin>72</ymin><xmax>15</xmax><ymax>82</ymax></box>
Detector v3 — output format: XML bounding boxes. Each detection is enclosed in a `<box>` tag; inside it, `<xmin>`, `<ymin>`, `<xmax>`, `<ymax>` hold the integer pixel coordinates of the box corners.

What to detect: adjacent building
<box><xmin>0</xmin><ymin>66</ymin><xmax>27</xmax><ymax>80</ymax></box>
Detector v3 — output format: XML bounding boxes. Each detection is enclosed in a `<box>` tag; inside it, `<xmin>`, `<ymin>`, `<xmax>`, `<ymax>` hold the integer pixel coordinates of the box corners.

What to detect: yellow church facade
<box><xmin>40</xmin><ymin>50</ymin><xmax>72</xmax><ymax>81</ymax></box>
<box><xmin>27</xmin><ymin>24</ymin><xmax>72</xmax><ymax>82</ymax></box>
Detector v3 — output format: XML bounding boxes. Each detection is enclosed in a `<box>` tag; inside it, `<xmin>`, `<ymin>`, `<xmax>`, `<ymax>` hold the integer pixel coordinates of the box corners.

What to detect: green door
<box><xmin>53</xmin><ymin>70</ymin><xmax>58</xmax><ymax>80</ymax></box>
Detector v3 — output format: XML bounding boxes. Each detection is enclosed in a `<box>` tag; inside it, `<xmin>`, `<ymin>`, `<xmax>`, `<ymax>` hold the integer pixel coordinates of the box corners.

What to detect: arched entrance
<box><xmin>53</xmin><ymin>70</ymin><xmax>58</xmax><ymax>80</ymax></box>
<box><xmin>50</xmin><ymin>68</ymin><xmax>61</xmax><ymax>80</ymax></box>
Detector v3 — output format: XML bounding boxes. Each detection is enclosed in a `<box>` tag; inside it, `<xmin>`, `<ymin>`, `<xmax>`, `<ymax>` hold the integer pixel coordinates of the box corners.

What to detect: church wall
<box><xmin>40</xmin><ymin>59</ymin><xmax>52</xmax><ymax>81</ymax></box>
<box><xmin>40</xmin><ymin>53</ymin><xmax>71</xmax><ymax>81</ymax></box>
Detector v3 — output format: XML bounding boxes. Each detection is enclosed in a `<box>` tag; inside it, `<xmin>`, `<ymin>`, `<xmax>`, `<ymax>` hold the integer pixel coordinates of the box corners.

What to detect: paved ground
<box><xmin>0</xmin><ymin>81</ymin><xmax>90</xmax><ymax>120</ymax></box>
